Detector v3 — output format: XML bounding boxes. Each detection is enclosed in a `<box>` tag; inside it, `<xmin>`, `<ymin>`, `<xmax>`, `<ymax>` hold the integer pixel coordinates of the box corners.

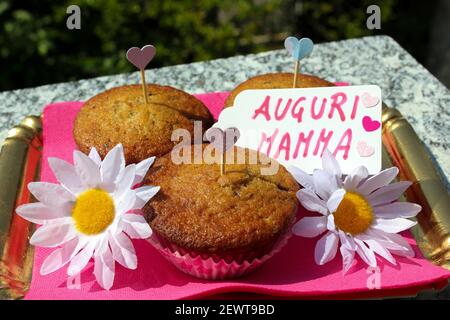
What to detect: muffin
<box><xmin>224</xmin><ymin>72</ymin><xmax>334</xmax><ymax>108</ymax></box>
<box><xmin>143</xmin><ymin>144</ymin><xmax>299</xmax><ymax>279</ymax></box>
<box><xmin>74</xmin><ymin>84</ymin><xmax>213</xmax><ymax>163</ymax></box>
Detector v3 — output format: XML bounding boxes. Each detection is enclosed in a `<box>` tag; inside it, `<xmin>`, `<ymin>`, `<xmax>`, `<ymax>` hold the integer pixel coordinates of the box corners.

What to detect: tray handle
<box><xmin>0</xmin><ymin>116</ymin><xmax>42</xmax><ymax>299</ymax></box>
<box><xmin>382</xmin><ymin>105</ymin><xmax>450</xmax><ymax>270</ymax></box>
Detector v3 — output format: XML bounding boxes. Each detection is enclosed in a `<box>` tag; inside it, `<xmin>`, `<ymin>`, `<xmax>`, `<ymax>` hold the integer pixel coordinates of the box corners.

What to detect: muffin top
<box><xmin>143</xmin><ymin>144</ymin><xmax>299</xmax><ymax>254</ymax></box>
<box><xmin>224</xmin><ymin>73</ymin><xmax>334</xmax><ymax>107</ymax></box>
<box><xmin>74</xmin><ymin>84</ymin><xmax>213</xmax><ymax>163</ymax></box>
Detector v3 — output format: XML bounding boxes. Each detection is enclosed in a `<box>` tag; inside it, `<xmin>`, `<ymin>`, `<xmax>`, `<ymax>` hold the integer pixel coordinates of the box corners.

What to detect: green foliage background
<box><xmin>0</xmin><ymin>0</ymin><xmax>436</xmax><ymax>91</ymax></box>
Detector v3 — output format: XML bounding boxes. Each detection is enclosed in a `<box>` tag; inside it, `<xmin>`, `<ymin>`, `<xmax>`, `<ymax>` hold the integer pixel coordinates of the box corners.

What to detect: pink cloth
<box><xmin>25</xmin><ymin>92</ymin><xmax>450</xmax><ymax>300</ymax></box>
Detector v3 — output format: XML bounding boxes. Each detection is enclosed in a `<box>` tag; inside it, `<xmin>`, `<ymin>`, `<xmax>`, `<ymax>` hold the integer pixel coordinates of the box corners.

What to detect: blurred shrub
<box><xmin>0</xmin><ymin>0</ymin><xmax>404</xmax><ymax>91</ymax></box>
<box><xmin>0</xmin><ymin>0</ymin><xmax>285</xmax><ymax>90</ymax></box>
<box><xmin>294</xmin><ymin>0</ymin><xmax>396</xmax><ymax>40</ymax></box>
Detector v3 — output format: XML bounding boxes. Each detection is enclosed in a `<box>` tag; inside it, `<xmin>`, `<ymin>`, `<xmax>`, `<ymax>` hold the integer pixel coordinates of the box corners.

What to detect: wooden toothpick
<box><xmin>204</xmin><ymin>127</ymin><xmax>241</xmax><ymax>177</ymax></box>
<box><xmin>284</xmin><ymin>36</ymin><xmax>314</xmax><ymax>88</ymax></box>
<box><xmin>293</xmin><ymin>60</ymin><xmax>300</xmax><ymax>88</ymax></box>
<box><xmin>140</xmin><ymin>69</ymin><xmax>149</xmax><ymax>104</ymax></box>
<box><xmin>126</xmin><ymin>44</ymin><xmax>156</xmax><ymax>105</ymax></box>
<box><xmin>221</xmin><ymin>151</ymin><xmax>226</xmax><ymax>175</ymax></box>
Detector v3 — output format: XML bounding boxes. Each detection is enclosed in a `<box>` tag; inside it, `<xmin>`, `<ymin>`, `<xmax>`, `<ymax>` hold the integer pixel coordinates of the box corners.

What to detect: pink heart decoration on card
<box><xmin>361</xmin><ymin>92</ymin><xmax>380</xmax><ymax>108</ymax></box>
<box><xmin>126</xmin><ymin>45</ymin><xmax>156</xmax><ymax>69</ymax></box>
<box><xmin>205</xmin><ymin>127</ymin><xmax>241</xmax><ymax>152</ymax></box>
<box><xmin>362</xmin><ymin>116</ymin><xmax>381</xmax><ymax>132</ymax></box>
<box><xmin>357</xmin><ymin>141</ymin><xmax>375</xmax><ymax>157</ymax></box>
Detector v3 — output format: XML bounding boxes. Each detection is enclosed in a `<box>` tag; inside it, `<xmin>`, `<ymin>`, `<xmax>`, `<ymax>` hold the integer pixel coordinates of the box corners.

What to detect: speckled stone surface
<box><xmin>1</xmin><ymin>35</ymin><xmax>448</xmax><ymax>190</ymax></box>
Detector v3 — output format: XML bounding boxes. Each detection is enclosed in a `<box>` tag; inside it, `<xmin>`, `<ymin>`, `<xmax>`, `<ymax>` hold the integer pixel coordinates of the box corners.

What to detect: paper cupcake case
<box><xmin>147</xmin><ymin>226</ymin><xmax>293</xmax><ymax>280</ymax></box>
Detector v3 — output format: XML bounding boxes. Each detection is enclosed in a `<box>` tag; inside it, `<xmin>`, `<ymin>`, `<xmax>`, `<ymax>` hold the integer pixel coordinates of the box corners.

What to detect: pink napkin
<box><xmin>24</xmin><ymin>92</ymin><xmax>450</xmax><ymax>300</ymax></box>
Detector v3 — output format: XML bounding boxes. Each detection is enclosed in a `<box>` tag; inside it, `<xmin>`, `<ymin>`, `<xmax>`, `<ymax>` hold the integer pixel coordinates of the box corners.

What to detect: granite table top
<box><xmin>0</xmin><ymin>35</ymin><xmax>449</xmax><ymax>298</ymax></box>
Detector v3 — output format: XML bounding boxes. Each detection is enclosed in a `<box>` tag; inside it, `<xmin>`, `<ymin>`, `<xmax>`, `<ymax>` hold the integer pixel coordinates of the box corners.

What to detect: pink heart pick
<box><xmin>126</xmin><ymin>45</ymin><xmax>156</xmax><ymax>69</ymax></box>
<box><xmin>357</xmin><ymin>141</ymin><xmax>375</xmax><ymax>157</ymax></box>
<box><xmin>361</xmin><ymin>92</ymin><xmax>380</xmax><ymax>108</ymax></box>
<box><xmin>205</xmin><ymin>127</ymin><xmax>241</xmax><ymax>153</ymax></box>
<box><xmin>362</xmin><ymin>116</ymin><xmax>381</xmax><ymax>132</ymax></box>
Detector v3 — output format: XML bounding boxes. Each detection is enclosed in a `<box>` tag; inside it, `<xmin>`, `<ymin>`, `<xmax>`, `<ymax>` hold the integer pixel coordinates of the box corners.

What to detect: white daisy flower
<box><xmin>289</xmin><ymin>150</ymin><xmax>421</xmax><ymax>273</ymax></box>
<box><xmin>16</xmin><ymin>144</ymin><xmax>160</xmax><ymax>290</ymax></box>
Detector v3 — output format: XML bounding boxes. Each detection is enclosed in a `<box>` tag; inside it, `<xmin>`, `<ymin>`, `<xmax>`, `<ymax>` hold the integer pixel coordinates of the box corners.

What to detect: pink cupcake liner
<box><xmin>147</xmin><ymin>225</ymin><xmax>294</xmax><ymax>280</ymax></box>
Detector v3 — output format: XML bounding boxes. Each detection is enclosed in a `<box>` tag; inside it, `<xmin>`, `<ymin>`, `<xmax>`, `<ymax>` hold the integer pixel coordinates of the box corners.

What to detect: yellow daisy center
<box><xmin>333</xmin><ymin>192</ymin><xmax>373</xmax><ymax>235</ymax></box>
<box><xmin>72</xmin><ymin>189</ymin><xmax>115</xmax><ymax>235</ymax></box>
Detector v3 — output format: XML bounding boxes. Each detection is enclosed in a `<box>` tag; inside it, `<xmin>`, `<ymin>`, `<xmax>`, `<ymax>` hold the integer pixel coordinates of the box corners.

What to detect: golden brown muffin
<box><xmin>74</xmin><ymin>84</ymin><xmax>213</xmax><ymax>163</ymax></box>
<box><xmin>143</xmin><ymin>144</ymin><xmax>299</xmax><ymax>258</ymax></box>
<box><xmin>224</xmin><ymin>72</ymin><xmax>334</xmax><ymax>107</ymax></box>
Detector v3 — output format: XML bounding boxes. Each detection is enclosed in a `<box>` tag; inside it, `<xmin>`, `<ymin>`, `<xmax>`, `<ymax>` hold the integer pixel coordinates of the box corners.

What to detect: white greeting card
<box><xmin>215</xmin><ymin>85</ymin><xmax>382</xmax><ymax>174</ymax></box>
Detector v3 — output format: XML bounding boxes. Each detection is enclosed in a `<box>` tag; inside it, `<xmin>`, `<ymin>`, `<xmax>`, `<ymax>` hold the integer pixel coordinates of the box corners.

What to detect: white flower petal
<box><xmin>327</xmin><ymin>214</ymin><xmax>335</xmax><ymax>231</ymax></box>
<box><xmin>67</xmin><ymin>241</ymin><xmax>97</xmax><ymax>276</ymax></box>
<box><xmin>326</xmin><ymin>189</ymin><xmax>346</xmax><ymax>213</ymax></box>
<box><xmin>74</xmin><ymin>151</ymin><xmax>101</xmax><ymax>188</ymax></box>
<box><xmin>133</xmin><ymin>186</ymin><xmax>160</xmax><ymax>210</ymax></box>
<box><xmin>358</xmin><ymin>167</ymin><xmax>399</xmax><ymax>195</ymax></box>
<box><xmin>287</xmin><ymin>166</ymin><xmax>314</xmax><ymax>191</ymax></box>
<box><xmin>360</xmin><ymin>237</ymin><xmax>396</xmax><ymax>265</ymax></box>
<box><xmin>48</xmin><ymin>158</ymin><xmax>85</xmax><ymax>195</ymax></box>
<box><xmin>338</xmin><ymin>230</ymin><xmax>357</xmax><ymax>250</ymax></box>
<box><xmin>88</xmin><ymin>147</ymin><xmax>102</xmax><ymax>166</ymax></box>
<box><xmin>313</xmin><ymin>169</ymin><xmax>338</xmax><ymax>200</ymax></box>
<box><xmin>322</xmin><ymin>149</ymin><xmax>342</xmax><ymax>178</ymax></box>
<box><xmin>292</xmin><ymin>216</ymin><xmax>327</xmax><ymax>238</ymax></box>
<box><xmin>364</xmin><ymin>228</ymin><xmax>414</xmax><ymax>257</ymax></box>
<box><xmin>133</xmin><ymin>157</ymin><xmax>155</xmax><ymax>185</ymax></box>
<box><xmin>340</xmin><ymin>244</ymin><xmax>356</xmax><ymax>274</ymax></box>
<box><xmin>120</xmin><ymin>214</ymin><xmax>152</xmax><ymax>239</ymax></box>
<box><xmin>343</xmin><ymin>165</ymin><xmax>369</xmax><ymax>191</ymax></box>
<box><xmin>40</xmin><ymin>237</ymin><xmax>84</xmax><ymax>275</ymax></box>
<box><xmin>354</xmin><ymin>238</ymin><xmax>377</xmax><ymax>267</ymax></box>
<box><xmin>113</xmin><ymin>164</ymin><xmax>136</xmax><ymax>201</ymax></box>
<box><xmin>30</xmin><ymin>221</ymin><xmax>77</xmax><ymax>247</ymax></box>
<box><xmin>16</xmin><ymin>203</ymin><xmax>70</xmax><ymax>224</ymax></box>
<box><xmin>94</xmin><ymin>238</ymin><xmax>115</xmax><ymax>290</ymax></box>
<box><xmin>100</xmin><ymin>144</ymin><xmax>125</xmax><ymax>190</ymax></box>
<box><xmin>109</xmin><ymin>232</ymin><xmax>137</xmax><ymax>269</ymax></box>
<box><xmin>338</xmin><ymin>232</ymin><xmax>357</xmax><ymax>273</ymax></box>
<box><xmin>314</xmin><ymin>231</ymin><xmax>339</xmax><ymax>265</ymax></box>
<box><xmin>374</xmin><ymin>202</ymin><xmax>421</xmax><ymax>219</ymax></box>
<box><xmin>28</xmin><ymin>182</ymin><xmax>75</xmax><ymax>207</ymax></box>
<box><xmin>116</xmin><ymin>190</ymin><xmax>136</xmax><ymax>214</ymax></box>
<box><xmin>296</xmin><ymin>189</ymin><xmax>328</xmax><ymax>215</ymax></box>
<box><xmin>381</xmin><ymin>233</ymin><xmax>415</xmax><ymax>257</ymax></box>
<box><xmin>367</xmin><ymin>181</ymin><xmax>412</xmax><ymax>206</ymax></box>
<box><xmin>372</xmin><ymin>217</ymin><xmax>417</xmax><ymax>233</ymax></box>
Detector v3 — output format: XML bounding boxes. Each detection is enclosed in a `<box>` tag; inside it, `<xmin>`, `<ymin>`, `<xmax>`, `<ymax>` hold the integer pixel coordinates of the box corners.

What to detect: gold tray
<box><xmin>0</xmin><ymin>107</ymin><xmax>448</xmax><ymax>300</ymax></box>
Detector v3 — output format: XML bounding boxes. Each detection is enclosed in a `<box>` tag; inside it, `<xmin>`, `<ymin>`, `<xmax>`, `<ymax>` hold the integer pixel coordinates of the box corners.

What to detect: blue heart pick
<box><xmin>284</xmin><ymin>37</ymin><xmax>314</xmax><ymax>61</ymax></box>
